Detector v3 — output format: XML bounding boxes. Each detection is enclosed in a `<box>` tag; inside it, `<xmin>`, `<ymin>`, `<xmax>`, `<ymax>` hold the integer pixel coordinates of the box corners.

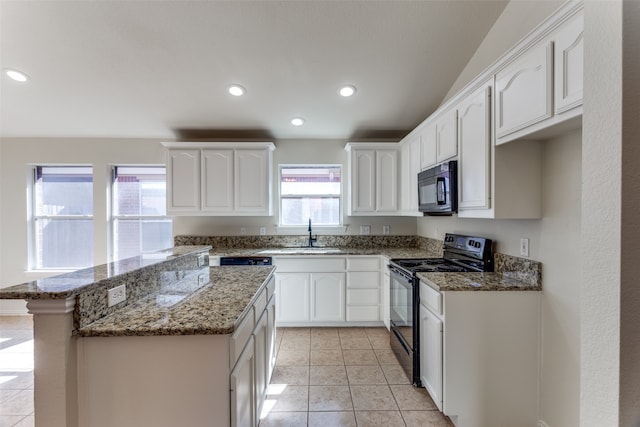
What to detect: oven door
<box><xmin>389</xmin><ymin>266</ymin><xmax>415</xmax><ymax>349</ymax></box>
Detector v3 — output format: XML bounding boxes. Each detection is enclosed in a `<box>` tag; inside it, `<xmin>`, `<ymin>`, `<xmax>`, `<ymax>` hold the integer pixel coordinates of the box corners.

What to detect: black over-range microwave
<box><xmin>418</xmin><ymin>160</ymin><xmax>457</xmax><ymax>215</ymax></box>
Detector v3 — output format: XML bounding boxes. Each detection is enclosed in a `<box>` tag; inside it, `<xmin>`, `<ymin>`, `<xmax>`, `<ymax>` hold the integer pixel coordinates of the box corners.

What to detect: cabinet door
<box><xmin>408</xmin><ymin>137</ymin><xmax>421</xmax><ymax>213</ymax></box>
<box><xmin>253</xmin><ymin>311</ymin><xmax>268</xmax><ymax>425</ymax></box>
<box><xmin>382</xmin><ymin>267</ymin><xmax>391</xmax><ymax>330</ymax></box>
<box><xmin>375</xmin><ymin>150</ymin><xmax>399</xmax><ymax>213</ymax></box>
<box><xmin>166</xmin><ymin>149</ymin><xmax>200</xmax><ymax>212</ymax></box>
<box><xmin>230</xmin><ymin>336</ymin><xmax>255</xmax><ymax>427</ymax></box>
<box><xmin>351</xmin><ymin>149</ymin><xmax>376</xmax><ymax>213</ymax></box>
<box><xmin>266</xmin><ymin>295</ymin><xmax>276</xmax><ymax>380</ymax></box>
<box><xmin>420</xmin><ymin>123</ymin><xmax>437</xmax><ymax>170</ymax></box>
<box><xmin>495</xmin><ymin>41</ymin><xmax>553</xmax><ymax>140</ymax></box>
<box><xmin>436</xmin><ymin>110</ymin><xmax>458</xmax><ymax>163</ymax></box>
<box><xmin>275</xmin><ymin>273</ymin><xmax>310</xmax><ymax>323</ymax></box>
<box><xmin>554</xmin><ymin>11</ymin><xmax>583</xmax><ymax>114</ymax></box>
<box><xmin>420</xmin><ymin>304</ymin><xmax>443</xmax><ymax>411</ymax></box>
<box><xmin>458</xmin><ymin>82</ymin><xmax>492</xmax><ymax>211</ymax></box>
<box><xmin>310</xmin><ymin>273</ymin><xmax>345</xmax><ymax>322</ymax></box>
<box><xmin>400</xmin><ymin>140</ymin><xmax>411</xmax><ymax>213</ymax></box>
<box><xmin>235</xmin><ymin>149</ymin><xmax>270</xmax><ymax>214</ymax></box>
<box><xmin>202</xmin><ymin>149</ymin><xmax>234</xmax><ymax>212</ymax></box>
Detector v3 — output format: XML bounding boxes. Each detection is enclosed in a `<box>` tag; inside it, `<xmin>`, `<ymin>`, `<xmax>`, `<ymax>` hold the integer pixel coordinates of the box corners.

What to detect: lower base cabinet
<box><xmin>419</xmin><ymin>281</ymin><xmax>540</xmax><ymax>427</ymax></box>
<box><xmin>230</xmin><ymin>336</ymin><xmax>255</xmax><ymax>427</ymax></box>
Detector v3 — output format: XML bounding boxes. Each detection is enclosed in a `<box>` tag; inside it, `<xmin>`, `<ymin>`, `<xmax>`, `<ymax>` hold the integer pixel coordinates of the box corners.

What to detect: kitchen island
<box><xmin>0</xmin><ymin>246</ymin><xmax>276</xmax><ymax>427</ymax></box>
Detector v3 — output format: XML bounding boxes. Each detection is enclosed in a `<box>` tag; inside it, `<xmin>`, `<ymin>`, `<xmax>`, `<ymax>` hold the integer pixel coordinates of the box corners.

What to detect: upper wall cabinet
<box><xmin>400</xmin><ymin>135</ymin><xmax>422</xmax><ymax>216</ymax></box>
<box><xmin>553</xmin><ymin>10</ymin><xmax>584</xmax><ymax>114</ymax></box>
<box><xmin>163</xmin><ymin>142</ymin><xmax>275</xmax><ymax>216</ymax></box>
<box><xmin>419</xmin><ymin>109</ymin><xmax>458</xmax><ymax>170</ymax></box>
<box><xmin>495</xmin><ymin>41</ymin><xmax>554</xmax><ymax>141</ymax></box>
<box><xmin>345</xmin><ymin>143</ymin><xmax>400</xmax><ymax>216</ymax></box>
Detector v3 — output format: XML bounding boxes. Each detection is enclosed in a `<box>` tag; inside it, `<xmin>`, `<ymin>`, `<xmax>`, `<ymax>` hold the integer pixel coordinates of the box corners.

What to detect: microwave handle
<box><xmin>437</xmin><ymin>177</ymin><xmax>446</xmax><ymax>205</ymax></box>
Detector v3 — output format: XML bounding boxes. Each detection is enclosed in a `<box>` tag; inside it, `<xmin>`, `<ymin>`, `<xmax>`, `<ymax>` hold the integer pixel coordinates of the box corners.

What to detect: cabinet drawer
<box><xmin>253</xmin><ymin>288</ymin><xmax>267</xmax><ymax>314</ymax></box>
<box><xmin>230</xmin><ymin>307</ymin><xmax>255</xmax><ymax>368</ymax></box>
<box><xmin>347</xmin><ymin>257</ymin><xmax>380</xmax><ymax>271</ymax></box>
<box><xmin>419</xmin><ymin>281</ymin><xmax>442</xmax><ymax>316</ymax></box>
<box><xmin>347</xmin><ymin>271</ymin><xmax>380</xmax><ymax>289</ymax></box>
<box><xmin>274</xmin><ymin>257</ymin><xmax>345</xmax><ymax>272</ymax></box>
<box><xmin>347</xmin><ymin>289</ymin><xmax>380</xmax><ymax>305</ymax></box>
<box><xmin>347</xmin><ymin>306</ymin><xmax>380</xmax><ymax>322</ymax></box>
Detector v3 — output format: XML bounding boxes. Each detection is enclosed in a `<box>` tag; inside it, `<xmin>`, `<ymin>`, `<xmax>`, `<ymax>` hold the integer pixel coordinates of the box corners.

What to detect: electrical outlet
<box><xmin>383</xmin><ymin>225</ymin><xmax>390</xmax><ymax>235</ymax></box>
<box><xmin>360</xmin><ymin>225</ymin><xmax>371</xmax><ymax>235</ymax></box>
<box><xmin>520</xmin><ymin>238</ymin><xmax>530</xmax><ymax>257</ymax></box>
<box><xmin>107</xmin><ymin>284</ymin><xmax>127</xmax><ymax>307</ymax></box>
<box><xmin>198</xmin><ymin>253</ymin><xmax>206</xmax><ymax>267</ymax></box>
<box><xmin>198</xmin><ymin>274</ymin><xmax>206</xmax><ymax>286</ymax></box>
<box><xmin>259</xmin><ymin>227</ymin><xmax>266</xmax><ymax>235</ymax></box>
<box><xmin>240</xmin><ymin>227</ymin><xmax>247</xmax><ymax>235</ymax></box>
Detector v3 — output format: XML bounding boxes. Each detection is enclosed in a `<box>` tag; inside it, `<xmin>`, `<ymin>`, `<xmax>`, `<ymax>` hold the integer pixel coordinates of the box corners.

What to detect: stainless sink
<box><xmin>257</xmin><ymin>247</ymin><xmax>342</xmax><ymax>255</ymax></box>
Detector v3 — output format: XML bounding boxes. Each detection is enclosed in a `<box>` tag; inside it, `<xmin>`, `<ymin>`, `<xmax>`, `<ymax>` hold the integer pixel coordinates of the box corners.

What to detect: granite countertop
<box><xmin>76</xmin><ymin>266</ymin><xmax>275</xmax><ymax>337</ymax></box>
<box><xmin>417</xmin><ymin>271</ymin><xmax>541</xmax><ymax>292</ymax></box>
<box><xmin>209</xmin><ymin>247</ymin><xmax>431</xmax><ymax>259</ymax></box>
<box><xmin>0</xmin><ymin>245</ymin><xmax>212</xmax><ymax>300</ymax></box>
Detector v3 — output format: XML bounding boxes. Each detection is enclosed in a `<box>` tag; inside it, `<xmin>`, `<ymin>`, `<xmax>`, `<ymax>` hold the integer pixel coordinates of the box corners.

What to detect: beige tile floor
<box><xmin>0</xmin><ymin>316</ymin><xmax>34</xmax><ymax>427</ymax></box>
<box><xmin>260</xmin><ymin>327</ymin><xmax>454</xmax><ymax>427</ymax></box>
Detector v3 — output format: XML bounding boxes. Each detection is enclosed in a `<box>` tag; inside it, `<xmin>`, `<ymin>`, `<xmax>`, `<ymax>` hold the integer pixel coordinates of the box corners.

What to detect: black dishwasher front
<box><xmin>219</xmin><ymin>256</ymin><xmax>273</xmax><ymax>266</ymax></box>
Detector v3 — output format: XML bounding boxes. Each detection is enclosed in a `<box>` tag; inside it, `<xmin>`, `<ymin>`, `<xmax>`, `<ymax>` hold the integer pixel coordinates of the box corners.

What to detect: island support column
<box><xmin>27</xmin><ymin>298</ymin><xmax>78</xmax><ymax>427</ymax></box>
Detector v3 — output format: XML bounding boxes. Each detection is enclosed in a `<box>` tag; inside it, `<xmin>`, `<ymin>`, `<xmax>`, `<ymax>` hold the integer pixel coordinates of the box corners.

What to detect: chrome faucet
<box><xmin>308</xmin><ymin>218</ymin><xmax>317</xmax><ymax>247</ymax></box>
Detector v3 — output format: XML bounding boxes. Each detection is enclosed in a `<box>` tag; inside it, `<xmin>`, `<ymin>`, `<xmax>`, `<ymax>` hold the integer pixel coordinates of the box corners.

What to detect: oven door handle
<box><xmin>389</xmin><ymin>266</ymin><xmax>413</xmax><ymax>283</ymax></box>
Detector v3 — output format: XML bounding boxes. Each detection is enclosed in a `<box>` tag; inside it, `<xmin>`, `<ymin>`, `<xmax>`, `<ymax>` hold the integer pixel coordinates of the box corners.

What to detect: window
<box><xmin>279</xmin><ymin>165</ymin><xmax>341</xmax><ymax>226</ymax></box>
<box><xmin>111</xmin><ymin>166</ymin><xmax>172</xmax><ymax>261</ymax></box>
<box><xmin>31</xmin><ymin>166</ymin><xmax>93</xmax><ymax>270</ymax></box>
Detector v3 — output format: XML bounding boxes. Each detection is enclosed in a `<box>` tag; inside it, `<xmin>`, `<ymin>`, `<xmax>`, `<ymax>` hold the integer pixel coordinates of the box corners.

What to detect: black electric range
<box><xmin>388</xmin><ymin>233</ymin><xmax>493</xmax><ymax>386</ymax></box>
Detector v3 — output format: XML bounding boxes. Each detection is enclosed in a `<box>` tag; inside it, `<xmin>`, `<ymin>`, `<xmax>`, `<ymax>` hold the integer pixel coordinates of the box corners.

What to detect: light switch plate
<box><xmin>259</xmin><ymin>227</ymin><xmax>266</xmax><ymax>235</ymax></box>
<box><xmin>520</xmin><ymin>238</ymin><xmax>530</xmax><ymax>257</ymax></box>
<box><xmin>383</xmin><ymin>225</ymin><xmax>390</xmax><ymax>235</ymax></box>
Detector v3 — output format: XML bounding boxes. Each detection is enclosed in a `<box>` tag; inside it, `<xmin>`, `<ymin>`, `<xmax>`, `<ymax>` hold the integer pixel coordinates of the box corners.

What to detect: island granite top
<box><xmin>0</xmin><ymin>245</ymin><xmax>212</xmax><ymax>300</ymax></box>
<box><xmin>76</xmin><ymin>266</ymin><xmax>275</xmax><ymax>337</ymax></box>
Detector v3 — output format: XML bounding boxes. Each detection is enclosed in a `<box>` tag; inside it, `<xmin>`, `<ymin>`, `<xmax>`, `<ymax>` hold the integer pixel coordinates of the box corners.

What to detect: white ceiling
<box><xmin>0</xmin><ymin>0</ymin><xmax>508</xmax><ymax>141</ymax></box>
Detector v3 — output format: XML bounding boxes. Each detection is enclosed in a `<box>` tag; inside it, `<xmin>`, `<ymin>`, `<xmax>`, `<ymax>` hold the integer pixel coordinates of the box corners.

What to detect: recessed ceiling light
<box><xmin>339</xmin><ymin>85</ymin><xmax>357</xmax><ymax>97</ymax></box>
<box><xmin>291</xmin><ymin>117</ymin><xmax>305</xmax><ymax>126</ymax></box>
<box><xmin>228</xmin><ymin>84</ymin><xmax>246</xmax><ymax>96</ymax></box>
<box><xmin>4</xmin><ymin>69</ymin><xmax>29</xmax><ymax>83</ymax></box>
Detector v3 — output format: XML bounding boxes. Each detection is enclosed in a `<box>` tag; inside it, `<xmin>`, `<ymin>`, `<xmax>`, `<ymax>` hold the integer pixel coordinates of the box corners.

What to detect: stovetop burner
<box><xmin>390</xmin><ymin>233</ymin><xmax>494</xmax><ymax>275</ymax></box>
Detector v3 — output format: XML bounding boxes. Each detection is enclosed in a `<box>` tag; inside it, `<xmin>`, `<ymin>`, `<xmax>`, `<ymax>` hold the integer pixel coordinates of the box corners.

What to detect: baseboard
<box><xmin>538</xmin><ymin>420</ymin><xmax>551</xmax><ymax>427</ymax></box>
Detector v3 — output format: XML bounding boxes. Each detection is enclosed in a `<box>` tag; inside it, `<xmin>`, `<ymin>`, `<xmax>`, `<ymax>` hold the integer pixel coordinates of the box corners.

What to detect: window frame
<box><xmin>278</xmin><ymin>164</ymin><xmax>343</xmax><ymax>229</ymax></box>
<box><xmin>108</xmin><ymin>164</ymin><xmax>172</xmax><ymax>262</ymax></box>
<box><xmin>28</xmin><ymin>164</ymin><xmax>94</xmax><ymax>271</ymax></box>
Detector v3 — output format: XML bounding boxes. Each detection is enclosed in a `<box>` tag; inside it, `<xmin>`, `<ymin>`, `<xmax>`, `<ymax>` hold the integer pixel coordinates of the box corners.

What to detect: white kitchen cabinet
<box><xmin>166</xmin><ymin>149</ymin><xmax>201</xmax><ymax>212</ymax></box>
<box><xmin>275</xmin><ymin>273</ymin><xmax>311</xmax><ymax>323</ymax></box>
<box><xmin>419</xmin><ymin>303</ymin><xmax>443</xmax><ymax>411</ymax></box>
<box><xmin>400</xmin><ymin>135</ymin><xmax>422</xmax><ymax>216</ymax></box>
<box><xmin>457</xmin><ymin>80</ymin><xmax>492</xmax><ymax>211</ymax></box>
<box><xmin>420</xmin><ymin>122</ymin><xmax>437</xmax><ymax>170</ymax></box>
<box><xmin>274</xmin><ymin>256</ymin><xmax>384</xmax><ymax>326</ymax></box>
<box><xmin>418</xmin><ymin>279</ymin><xmax>540</xmax><ymax>427</ymax></box>
<box><xmin>202</xmin><ymin>149</ymin><xmax>233</xmax><ymax>212</ymax></box>
<box><xmin>495</xmin><ymin>41</ymin><xmax>554</xmax><ymax>143</ymax></box>
<box><xmin>381</xmin><ymin>257</ymin><xmax>391</xmax><ymax>330</ymax></box>
<box><xmin>346</xmin><ymin>256</ymin><xmax>381</xmax><ymax>322</ymax></box>
<box><xmin>311</xmin><ymin>273</ymin><xmax>345</xmax><ymax>322</ymax></box>
<box><xmin>235</xmin><ymin>149</ymin><xmax>271</xmax><ymax>214</ymax></box>
<box><xmin>266</xmin><ymin>294</ymin><xmax>276</xmax><ymax>380</ymax></box>
<box><xmin>553</xmin><ymin>9</ymin><xmax>583</xmax><ymax>114</ymax></box>
<box><xmin>163</xmin><ymin>142</ymin><xmax>275</xmax><ymax>216</ymax></box>
<box><xmin>436</xmin><ymin>109</ymin><xmax>458</xmax><ymax>163</ymax></box>
<box><xmin>230</xmin><ymin>335</ymin><xmax>255</xmax><ymax>427</ymax></box>
<box><xmin>345</xmin><ymin>143</ymin><xmax>400</xmax><ymax>216</ymax></box>
<box><xmin>252</xmin><ymin>310</ymin><xmax>268</xmax><ymax>425</ymax></box>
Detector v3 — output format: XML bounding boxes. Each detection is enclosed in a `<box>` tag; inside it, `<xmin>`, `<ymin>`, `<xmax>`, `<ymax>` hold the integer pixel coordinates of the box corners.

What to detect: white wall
<box><xmin>0</xmin><ymin>138</ymin><xmax>166</xmax><ymax>314</ymax></box>
<box><xmin>172</xmin><ymin>139</ymin><xmax>417</xmax><ymax>237</ymax></box>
